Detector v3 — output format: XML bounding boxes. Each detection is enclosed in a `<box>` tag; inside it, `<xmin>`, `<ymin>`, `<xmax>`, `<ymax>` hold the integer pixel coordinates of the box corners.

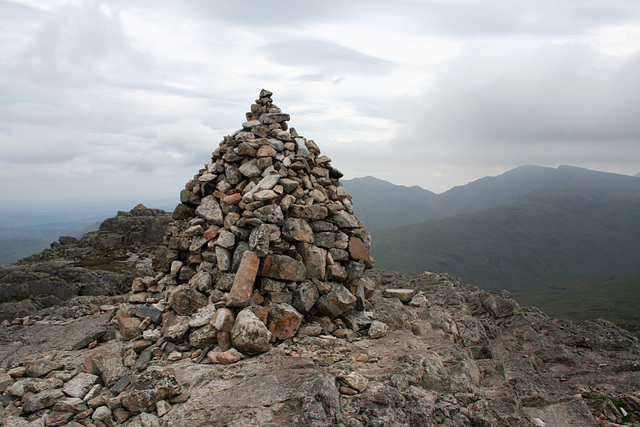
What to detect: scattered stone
<box><xmin>121</xmin><ymin>370</ymin><xmax>182</xmax><ymax>413</ymax></box>
<box><xmin>338</xmin><ymin>372</ymin><xmax>368</xmax><ymax>393</ymax></box>
<box><xmin>216</xmin><ymin>348</ymin><xmax>245</xmax><ymax>364</ymax></box>
<box><xmin>84</xmin><ymin>349</ymin><xmax>128</xmax><ymax>388</ymax></box>
<box><xmin>188</xmin><ymin>304</ymin><xmax>217</xmax><ymax>328</ymax></box>
<box><xmin>92</xmin><ymin>405</ymin><xmax>112</xmax><ymax>421</ymax></box>
<box><xmin>8</xmin><ymin>366</ymin><xmax>26</xmax><ymax>378</ymax></box>
<box><xmin>22</xmin><ymin>388</ymin><xmax>64</xmax><ymax>413</ymax></box>
<box><xmin>382</xmin><ymin>288</ymin><xmax>415</xmax><ymax>303</ymax></box>
<box><xmin>156</xmin><ymin>400</ymin><xmax>171</xmax><ymax>417</ymax></box>
<box><xmin>53</xmin><ymin>397</ymin><xmax>88</xmax><ymax>414</ymax></box>
<box><xmin>268</xmin><ymin>303</ymin><xmax>303</xmax><ymax>340</ymax></box>
<box><xmin>24</xmin><ymin>359</ymin><xmax>64</xmax><ymax>378</ymax></box>
<box><xmin>368</xmin><ymin>320</ymin><xmax>389</xmax><ymax>339</ymax></box>
<box><xmin>316</xmin><ymin>283</ymin><xmax>357</xmax><ymax>318</ymax></box>
<box><xmin>117</xmin><ymin>315</ymin><xmax>142</xmax><ymax>340</ymax></box>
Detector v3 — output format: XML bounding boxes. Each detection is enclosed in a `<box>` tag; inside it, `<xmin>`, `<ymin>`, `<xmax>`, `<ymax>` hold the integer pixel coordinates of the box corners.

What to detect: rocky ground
<box><xmin>0</xmin><ymin>263</ymin><xmax>638</xmax><ymax>426</ymax></box>
<box><xmin>0</xmin><ymin>205</ymin><xmax>172</xmax><ymax>322</ymax></box>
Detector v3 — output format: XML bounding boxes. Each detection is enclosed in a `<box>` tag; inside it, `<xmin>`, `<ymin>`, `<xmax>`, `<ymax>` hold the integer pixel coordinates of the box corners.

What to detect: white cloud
<box><xmin>1</xmin><ymin>0</ymin><xmax>640</xmax><ymax>203</ymax></box>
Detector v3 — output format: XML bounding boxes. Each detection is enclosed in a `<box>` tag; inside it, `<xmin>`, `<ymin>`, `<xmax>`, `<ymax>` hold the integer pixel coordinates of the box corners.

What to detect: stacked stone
<box><xmin>144</xmin><ymin>89</ymin><xmax>374</xmax><ymax>360</ymax></box>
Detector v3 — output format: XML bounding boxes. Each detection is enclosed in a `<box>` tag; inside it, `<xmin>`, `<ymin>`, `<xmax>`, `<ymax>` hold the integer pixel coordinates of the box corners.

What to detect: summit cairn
<box><xmin>146</xmin><ymin>89</ymin><xmax>374</xmax><ymax>360</ymax></box>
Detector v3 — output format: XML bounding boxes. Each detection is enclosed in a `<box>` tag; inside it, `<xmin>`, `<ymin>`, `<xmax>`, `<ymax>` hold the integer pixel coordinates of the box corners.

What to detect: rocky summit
<box><xmin>0</xmin><ymin>91</ymin><xmax>639</xmax><ymax>426</ymax></box>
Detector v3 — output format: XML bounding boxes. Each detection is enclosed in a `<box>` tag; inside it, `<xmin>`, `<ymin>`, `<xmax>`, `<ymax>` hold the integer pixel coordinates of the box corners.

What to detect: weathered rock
<box><xmin>92</xmin><ymin>405</ymin><xmax>112</xmax><ymax>421</ymax></box>
<box><xmin>260</xmin><ymin>255</ymin><xmax>306</xmax><ymax>282</ymax></box>
<box><xmin>481</xmin><ymin>290</ymin><xmax>520</xmax><ymax>318</ymax></box>
<box><xmin>231</xmin><ymin>308</ymin><xmax>271</xmax><ymax>355</ymax></box>
<box><xmin>227</xmin><ymin>251</ymin><xmax>260</xmax><ymax>308</ymax></box>
<box><xmin>368</xmin><ymin>320</ymin><xmax>389</xmax><ymax>339</ymax></box>
<box><xmin>211</xmin><ymin>307</ymin><xmax>236</xmax><ymax>332</ymax></box>
<box><xmin>268</xmin><ymin>303</ymin><xmax>303</xmax><ymax>340</ymax></box>
<box><xmin>24</xmin><ymin>359</ymin><xmax>64</xmax><ymax>378</ymax></box>
<box><xmin>338</xmin><ymin>372</ymin><xmax>368</xmax><ymax>393</ymax></box>
<box><xmin>84</xmin><ymin>349</ymin><xmax>127</xmax><ymax>388</ymax></box>
<box><xmin>189</xmin><ymin>324</ymin><xmax>218</xmax><ymax>348</ymax></box>
<box><xmin>23</xmin><ymin>377</ymin><xmax>63</xmax><ymax>393</ymax></box>
<box><xmin>117</xmin><ymin>315</ymin><xmax>142</xmax><ymax>340</ymax></box>
<box><xmin>189</xmin><ymin>304</ymin><xmax>217</xmax><ymax>328</ymax></box>
<box><xmin>383</xmin><ymin>288</ymin><xmax>415</xmax><ymax>302</ymax></box>
<box><xmin>316</xmin><ymin>283</ymin><xmax>357</xmax><ymax>318</ymax></box>
<box><xmin>136</xmin><ymin>305</ymin><xmax>163</xmax><ymax>324</ymax></box>
<box><xmin>282</xmin><ymin>218</ymin><xmax>314</xmax><ymax>243</ymax></box>
<box><xmin>292</xmin><ymin>280</ymin><xmax>320</xmax><ymax>313</ymax></box>
<box><xmin>348</xmin><ymin>237</ymin><xmax>370</xmax><ymax>261</ymax></box>
<box><xmin>341</xmin><ymin>310</ymin><xmax>373</xmax><ymax>331</ymax></box>
<box><xmin>121</xmin><ymin>370</ymin><xmax>182</xmax><ymax>413</ymax></box>
<box><xmin>53</xmin><ymin>397</ymin><xmax>88</xmax><ymax>414</ymax></box>
<box><xmin>45</xmin><ymin>410</ymin><xmax>75</xmax><ymax>426</ymax></box>
<box><xmin>216</xmin><ymin>348</ymin><xmax>245</xmax><ymax>364</ymax></box>
<box><xmin>169</xmin><ymin>285</ymin><xmax>207</xmax><ymax>316</ymax></box>
<box><xmin>22</xmin><ymin>388</ymin><xmax>64</xmax><ymax>413</ymax></box>
<box><xmin>195</xmin><ymin>195</ymin><xmax>224</xmax><ymax>225</ymax></box>
<box><xmin>296</xmin><ymin>243</ymin><xmax>326</xmax><ymax>279</ymax></box>
<box><xmin>162</xmin><ymin>315</ymin><xmax>191</xmax><ymax>341</ymax></box>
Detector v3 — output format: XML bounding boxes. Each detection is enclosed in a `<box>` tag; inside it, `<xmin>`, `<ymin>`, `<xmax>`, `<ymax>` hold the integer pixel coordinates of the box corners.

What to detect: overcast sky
<box><xmin>1</xmin><ymin>0</ymin><xmax>640</xmax><ymax>208</ymax></box>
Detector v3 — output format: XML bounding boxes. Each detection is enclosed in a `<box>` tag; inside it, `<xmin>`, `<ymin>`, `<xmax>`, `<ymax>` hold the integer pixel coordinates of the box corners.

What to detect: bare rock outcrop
<box><xmin>0</xmin><ymin>205</ymin><xmax>171</xmax><ymax>322</ymax></box>
<box><xmin>0</xmin><ymin>270</ymin><xmax>637</xmax><ymax>426</ymax></box>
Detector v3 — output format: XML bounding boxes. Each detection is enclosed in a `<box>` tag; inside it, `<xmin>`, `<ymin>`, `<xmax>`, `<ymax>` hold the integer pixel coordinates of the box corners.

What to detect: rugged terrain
<box><xmin>0</xmin><ymin>252</ymin><xmax>640</xmax><ymax>426</ymax></box>
<box><xmin>1</xmin><ymin>91</ymin><xmax>638</xmax><ymax>427</ymax></box>
<box><xmin>0</xmin><ymin>205</ymin><xmax>172</xmax><ymax>322</ymax></box>
<box><xmin>0</xmin><ymin>211</ymin><xmax>638</xmax><ymax>426</ymax></box>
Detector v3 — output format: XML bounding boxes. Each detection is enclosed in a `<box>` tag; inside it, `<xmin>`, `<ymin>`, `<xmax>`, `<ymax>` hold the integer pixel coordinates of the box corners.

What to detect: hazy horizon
<box><xmin>2</xmin><ymin>1</ymin><xmax>640</xmax><ymax>204</ymax></box>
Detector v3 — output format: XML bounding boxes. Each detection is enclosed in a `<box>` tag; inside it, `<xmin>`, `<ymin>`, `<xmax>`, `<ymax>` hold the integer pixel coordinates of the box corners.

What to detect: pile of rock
<box><xmin>126</xmin><ymin>90</ymin><xmax>374</xmax><ymax>362</ymax></box>
<box><xmin>0</xmin><ymin>351</ymin><xmax>183</xmax><ymax>426</ymax></box>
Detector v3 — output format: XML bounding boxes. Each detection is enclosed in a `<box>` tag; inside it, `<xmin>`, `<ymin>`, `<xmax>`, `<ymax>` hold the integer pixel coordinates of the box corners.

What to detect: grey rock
<box><xmin>189</xmin><ymin>304</ymin><xmax>217</xmax><ymax>328</ymax></box>
<box><xmin>92</xmin><ymin>405</ymin><xmax>112</xmax><ymax>420</ymax></box>
<box><xmin>22</xmin><ymin>388</ymin><xmax>64</xmax><ymax>413</ymax></box>
<box><xmin>62</xmin><ymin>373</ymin><xmax>99</xmax><ymax>399</ymax></box>
<box><xmin>292</xmin><ymin>280</ymin><xmax>320</xmax><ymax>314</ymax></box>
<box><xmin>121</xmin><ymin>370</ymin><xmax>182</xmax><ymax>413</ymax></box>
<box><xmin>189</xmin><ymin>324</ymin><xmax>218</xmax><ymax>348</ymax></box>
<box><xmin>231</xmin><ymin>308</ymin><xmax>271</xmax><ymax>355</ymax></box>
<box><xmin>135</xmin><ymin>305</ymin><xmax>162</xmax><ymax>324</ymax></box>
<box><xmin>315</xmin><ymin>282</ymin><xmax>357</xmax><ymax>318</ymax></box>
<box><xmin>195</xmin><ymin>195</ymin><xmax>224</xmax><ymax>225</ymax></box>
<box><xmin>169</xmin><ymin>285</ymin><xmax>207</xmax><ymax>316</ymax></box>
<box><xmin>84</xmin><ymin>348</ymin><xmax>127</xmax><ymax>388</ymax></box>
<box><xmin>162</xmin><ymin>315</ymin><xmax>191</xmax><ymax>341</ymax></box>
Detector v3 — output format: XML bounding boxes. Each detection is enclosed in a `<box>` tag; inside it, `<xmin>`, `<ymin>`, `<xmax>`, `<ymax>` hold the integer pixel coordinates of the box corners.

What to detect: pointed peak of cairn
<box><xmin>139</xmin><ymin>90</ymin><xmax>374</xmax><ymax>361</ymax></box>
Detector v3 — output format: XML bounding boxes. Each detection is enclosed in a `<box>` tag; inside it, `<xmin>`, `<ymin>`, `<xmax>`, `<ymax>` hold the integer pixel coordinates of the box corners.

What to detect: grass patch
<box><xmin>512</xmin><ymin>273</ymin><xmax>640</xmax><ymax>326</ymax></box>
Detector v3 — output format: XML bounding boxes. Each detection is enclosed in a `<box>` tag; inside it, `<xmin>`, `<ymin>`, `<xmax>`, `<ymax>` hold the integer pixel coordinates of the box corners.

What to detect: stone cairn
<box><xmin>130</xmin><ymin>89</ymin><xmax>375</xmax><ymax>364</ymax></box>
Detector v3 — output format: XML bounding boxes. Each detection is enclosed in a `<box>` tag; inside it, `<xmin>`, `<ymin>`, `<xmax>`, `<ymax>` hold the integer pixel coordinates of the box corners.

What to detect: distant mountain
<box><xmin>344</xmin><ymin>165</ymin><xmax>563</xmax><ymax>231</ymax></box>
<box><xmin>370</xmin><ymin>166</ymin><xmax>640</xmax><ymax>290</ymax></box>
<box><xmin>342</xmin><ymin>176</ymin><xmax>436</xmax><ymax>231</ymax></box>
<box><xmin>635</xmin><ymin>171</ymin><xmax>640</xmax><ymax>177</ymax></box>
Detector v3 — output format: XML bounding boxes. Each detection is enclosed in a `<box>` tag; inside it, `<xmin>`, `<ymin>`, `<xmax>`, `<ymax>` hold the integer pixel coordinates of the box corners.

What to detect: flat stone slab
<box><xmin>382</xmin><ymin>288</ymin><xmax>416</xmax><ymax>302</ymax></box>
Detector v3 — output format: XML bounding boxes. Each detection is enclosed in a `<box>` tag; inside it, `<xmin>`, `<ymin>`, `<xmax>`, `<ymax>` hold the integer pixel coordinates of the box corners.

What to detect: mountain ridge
<box><xmin>363</xmin><ymin>166</ymin><xmax>640</xmax><ymax>290</ymax></box>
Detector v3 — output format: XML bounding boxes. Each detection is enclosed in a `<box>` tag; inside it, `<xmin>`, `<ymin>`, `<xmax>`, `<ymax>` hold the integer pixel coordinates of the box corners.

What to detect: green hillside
<box><xmin>512</xmin><ymin>273</ymin><xmax>640</xmax><ymax>326</ymax></box>
<box><xmin>371</xmin><ymin>167</ymin><xmax>640</xmax><ymax>290</ymax></box>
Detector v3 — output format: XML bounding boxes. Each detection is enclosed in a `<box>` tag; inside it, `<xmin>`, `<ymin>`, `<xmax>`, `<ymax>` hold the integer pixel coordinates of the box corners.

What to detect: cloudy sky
<box><xmin>1</xmin><ymin>0</ymin><xmax>640</xmax><ymax>207</ymax></box>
